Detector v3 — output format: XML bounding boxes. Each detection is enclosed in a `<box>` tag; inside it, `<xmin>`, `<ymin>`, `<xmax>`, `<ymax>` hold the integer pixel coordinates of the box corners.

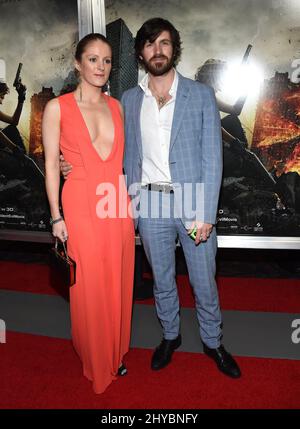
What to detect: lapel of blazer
<box><xmin>133</xmin><ymin>87</ymin><xmax>144</xmax><ymax>160</ymax></box>
<box><xmin>170</xmin><ymin>73</ymin><xmax>190</xmax><ymax>153</ymax></box>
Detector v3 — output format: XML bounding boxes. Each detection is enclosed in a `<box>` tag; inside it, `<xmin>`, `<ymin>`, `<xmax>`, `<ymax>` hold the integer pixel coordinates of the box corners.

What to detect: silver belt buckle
<box><xmin>144</xmin><ymin>183</ymin><xmax>173</xmax><ymax>193</ymax></box>
<box><xmin>160</xmin><ymin>184</ymin><xmax>173</xmax><ymax>193</ymax></box>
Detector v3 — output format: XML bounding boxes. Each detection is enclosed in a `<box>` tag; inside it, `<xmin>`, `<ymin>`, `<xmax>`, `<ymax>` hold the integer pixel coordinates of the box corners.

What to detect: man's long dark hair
<box><xmin>134</xmin><ymin>18</ymin><xmax>182</xmax><ymax>68</ymax></box>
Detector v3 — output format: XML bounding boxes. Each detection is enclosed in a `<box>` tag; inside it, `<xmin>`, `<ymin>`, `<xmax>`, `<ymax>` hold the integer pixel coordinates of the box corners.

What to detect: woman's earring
<box><xmin>79</xmin><ymin>84</ymin><xmax>82</xmax><ymax>102</ymax></box>
<box><xmin>104</xmin><ymin>80</ymin><xmax>111</xmax><ymax>95</ymax></box>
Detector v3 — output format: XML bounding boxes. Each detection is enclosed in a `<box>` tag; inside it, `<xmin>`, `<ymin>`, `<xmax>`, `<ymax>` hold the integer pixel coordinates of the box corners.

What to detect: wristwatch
<box><xmin>50</xmin><ymin>216</ymin><xmax>63</xmax><ymax>225</ymax></box>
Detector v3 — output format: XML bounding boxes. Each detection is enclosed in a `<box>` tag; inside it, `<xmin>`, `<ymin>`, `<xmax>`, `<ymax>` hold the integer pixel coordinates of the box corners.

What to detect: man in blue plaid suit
<box><xmin>122</xmin><ymin>18</ymin><xmax>241</xmax><ymax>378</ymax></box>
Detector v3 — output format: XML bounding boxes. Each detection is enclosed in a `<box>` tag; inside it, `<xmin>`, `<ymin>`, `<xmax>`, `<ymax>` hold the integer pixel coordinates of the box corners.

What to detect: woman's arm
<box><xmin>42</xmin><ymin>98</ymin><xmax>68</xmax><ymax>241</ymax></box>
<box><xmin>42</xmin><ymin>98</ymin><xmax>62</xmax><ymax>222</ymax></box>
<box><xmin>0</xmin><ymin>102</ymin><xmax>23</xmax><ymax>125</ymax></box>
<box><xmin>217</xmin><ymin>94</ymin><xmax>247</xmax><ymax>116</ymax></box>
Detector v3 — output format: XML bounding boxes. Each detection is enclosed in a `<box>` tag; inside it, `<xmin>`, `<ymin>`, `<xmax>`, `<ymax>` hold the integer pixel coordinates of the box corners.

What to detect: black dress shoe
<box><xmin>151</xmin><ymin>335</ymin><xmax>182</xmax><ymax>370</ymax></box>
<box><xmin>117</xmin><ymin>364</ymin><xmax>128</xmax><ymax>376</ymax></box>
<box><xmin>202</xmin><ymin>343</ymin><xmax>241</xmax><ymax>378</ymax></box>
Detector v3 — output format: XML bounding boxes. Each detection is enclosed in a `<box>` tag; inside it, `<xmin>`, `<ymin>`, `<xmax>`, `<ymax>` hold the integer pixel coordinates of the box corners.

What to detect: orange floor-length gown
<box><xmin>58</xmin><ymin>92</ymin><xmax>135</xmax><ymax>394</ymax></box>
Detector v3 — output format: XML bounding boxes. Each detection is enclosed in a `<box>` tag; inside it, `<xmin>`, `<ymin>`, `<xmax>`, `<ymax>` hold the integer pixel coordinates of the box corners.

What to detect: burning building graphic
<box><xmin>285</xmin><ymin>144</ymin><xmax>300</xmax><ymax>174</ymax></box>
<box><xmin>29</xmin><ymin>87</ymin><xmax>55</xmax><ymax>168</ymax></box>
<box><xmin>251</xmin><ymin>72</ymin><xmax>300</xmax><ymax>176</ymax></box>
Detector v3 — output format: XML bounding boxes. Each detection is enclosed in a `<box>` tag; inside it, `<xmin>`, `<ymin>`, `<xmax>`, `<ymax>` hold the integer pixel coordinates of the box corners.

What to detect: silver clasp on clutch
<box><xmin>55</xmin><ymin>238</ymin><xmax>70</xmax><ymax>262</ymax></box>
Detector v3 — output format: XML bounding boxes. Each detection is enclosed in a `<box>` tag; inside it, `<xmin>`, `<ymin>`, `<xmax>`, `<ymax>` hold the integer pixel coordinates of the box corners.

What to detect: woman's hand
<box><xmin>15</xmin><ymin>82</ymin><xmax>27</xmax><ymax>103</ymax></box>
<box><xmin>52</xmin><ymin>219</ymin><xmax>68</xmax><ymax>242</ymax></box>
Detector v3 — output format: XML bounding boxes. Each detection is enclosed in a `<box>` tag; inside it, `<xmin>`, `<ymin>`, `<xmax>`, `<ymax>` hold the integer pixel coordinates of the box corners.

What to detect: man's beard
<box><xmin>142</xmin><ymin>55</ymin><xmax>174</xmax><ymax>76</ymax></box>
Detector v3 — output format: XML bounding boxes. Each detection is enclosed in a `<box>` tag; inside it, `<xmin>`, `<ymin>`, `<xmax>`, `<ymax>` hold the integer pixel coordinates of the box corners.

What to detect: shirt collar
<box><xmin>139</xmin><ymin>69</ymin><xmax>178</xmax><ymax>98</ymax></box>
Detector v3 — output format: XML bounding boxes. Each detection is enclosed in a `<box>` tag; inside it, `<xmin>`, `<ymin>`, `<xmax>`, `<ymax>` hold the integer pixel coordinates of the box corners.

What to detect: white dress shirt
<box><xmin>139</xmin><ymin>70</ymin><xmax>178</xmax><ymax>185</ymax></box>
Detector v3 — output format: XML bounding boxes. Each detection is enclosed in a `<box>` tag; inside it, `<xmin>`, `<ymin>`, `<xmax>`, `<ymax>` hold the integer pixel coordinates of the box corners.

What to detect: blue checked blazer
<box><xmin>121</xmin><ymin>72</ymin><xmax>223</xmax><ymax>228</ymax></box>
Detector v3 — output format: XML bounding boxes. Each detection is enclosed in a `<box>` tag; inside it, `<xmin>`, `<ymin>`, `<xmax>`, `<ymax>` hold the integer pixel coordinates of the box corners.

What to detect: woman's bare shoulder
<box><xmin>44</xmin><ymin>97</ymin><xmax>60</xmax><ymax>116</ymax></box>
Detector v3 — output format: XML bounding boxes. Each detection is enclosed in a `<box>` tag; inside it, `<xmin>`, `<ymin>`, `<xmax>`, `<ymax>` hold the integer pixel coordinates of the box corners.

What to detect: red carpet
<box><xmin>141</xmin><ymin>275</ymin><xmax>300</xmax><ymax>313</ymax></box>
<box><xmin>1</xmin><ymin>331</ymin><xmax>300</xmax><ymax>409</ymax></box>
<box><xmin>1</xmin><ymin>261</ymin><xmax>300</xmax><ymax>312</ymax></box>
<box><xmin>1</xmin><ymin>260</ymin><xmax>300</xmax><ymax>408</ymax></box>
<box><xmin>0</xmin><ymin>261</ymin><xmax>54</xmax><ymax>295</ymax></box>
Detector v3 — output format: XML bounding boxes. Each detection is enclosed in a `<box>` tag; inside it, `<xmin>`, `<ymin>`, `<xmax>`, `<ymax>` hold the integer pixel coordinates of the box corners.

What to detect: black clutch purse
<box><xmin>50</xmin><ymin>239</ymin><xmax>76</xmax><ymax>288</ymax></box>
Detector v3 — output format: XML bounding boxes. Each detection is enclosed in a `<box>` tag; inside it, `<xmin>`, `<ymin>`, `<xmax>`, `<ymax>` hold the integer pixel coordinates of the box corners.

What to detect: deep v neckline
<box><xmin>72</xmin><ymin>92</ymin><xmax>116</xmax><ymax>162</ymax></box>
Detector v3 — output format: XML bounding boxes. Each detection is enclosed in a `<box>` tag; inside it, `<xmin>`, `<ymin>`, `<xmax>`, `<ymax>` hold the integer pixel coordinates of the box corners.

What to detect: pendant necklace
<box><xmin>157</xmin><ymin>95</ymin><xmax>167</xmax><ymax>108</ymax></box>
<box><xmin>149</xmin><ymin>84</ymin><xmax>168</xmax><ymax>109</ymax></box>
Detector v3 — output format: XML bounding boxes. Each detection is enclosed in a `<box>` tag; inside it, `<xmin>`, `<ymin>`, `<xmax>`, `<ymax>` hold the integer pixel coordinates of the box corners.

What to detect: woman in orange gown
<box><xmin>42</xmin><ymin>34</ymin><xmax>135</xmax><ymax>394</ymax></box>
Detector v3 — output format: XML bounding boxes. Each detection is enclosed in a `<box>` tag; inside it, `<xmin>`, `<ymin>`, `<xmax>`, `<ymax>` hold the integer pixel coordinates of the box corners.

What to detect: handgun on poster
<box><xmin>13</xmin><ymin>62</ymin><xmax>23</xmax><ymax>88</ymax></box>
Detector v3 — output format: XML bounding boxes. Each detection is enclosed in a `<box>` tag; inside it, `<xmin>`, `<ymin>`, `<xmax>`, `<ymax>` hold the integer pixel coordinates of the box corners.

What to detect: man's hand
<box><xmin>188</xmin><ymin>221</ymin><xmax>213</xmax><ymax>245</ymax></box>
<box><xmin>60</xmin><ymin>154</ymin><xmax>72</xmax><ymax>179</ymax></box>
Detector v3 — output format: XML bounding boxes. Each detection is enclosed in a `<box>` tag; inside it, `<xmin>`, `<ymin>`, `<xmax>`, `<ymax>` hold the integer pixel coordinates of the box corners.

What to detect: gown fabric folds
<box><xmin>58</xmin><ymin>92</ymin><xmax>135</xmax><ymax>394</ymax></box>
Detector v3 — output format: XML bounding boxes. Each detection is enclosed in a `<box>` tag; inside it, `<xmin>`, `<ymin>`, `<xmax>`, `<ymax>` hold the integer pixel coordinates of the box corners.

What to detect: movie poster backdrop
<box><xmin>0</xmin><ymin>0</ymin><xmax>299</xmax><ymax>238</ymax></box>
<box><xmin>0</xmin><ymin>0</ymin><xmax>78</xmax><ymax>231</ymax></box>
<box><xmin>105</xmin><ymin>0</ymin><xmax>300</xmax><ymax>237</ymax></box>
